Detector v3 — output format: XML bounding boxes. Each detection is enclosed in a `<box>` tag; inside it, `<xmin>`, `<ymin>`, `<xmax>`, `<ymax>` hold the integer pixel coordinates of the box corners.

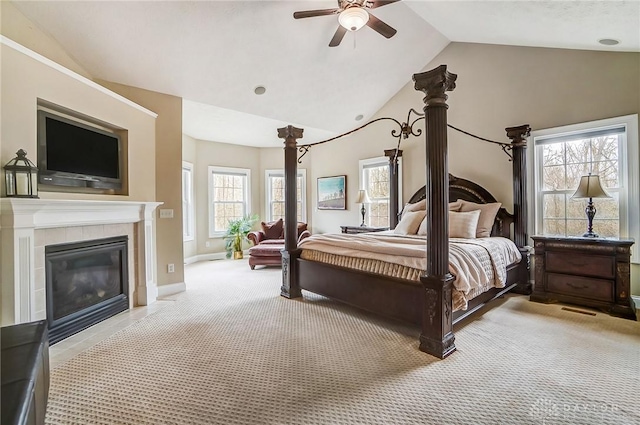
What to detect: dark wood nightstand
<box><xmin>340</xmin><ymin>225</ymin><xmax>389</xmax><ymax>234</ymax></box>
<box><xmin>531</xmin><ymin>236</ymin><xmax>636</xmax><ymax>320</ymax></box>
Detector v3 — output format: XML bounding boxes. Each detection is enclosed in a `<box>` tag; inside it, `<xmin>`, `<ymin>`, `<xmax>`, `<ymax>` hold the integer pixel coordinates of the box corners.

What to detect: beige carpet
<box><xmin>46</xmin><ymin>259</ymin><xmax>640</xmax><ymax>425</ymax></box>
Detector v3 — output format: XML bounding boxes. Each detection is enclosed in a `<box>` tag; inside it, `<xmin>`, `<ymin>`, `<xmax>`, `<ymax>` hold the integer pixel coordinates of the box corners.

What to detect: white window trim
<box><xmin>358</xmin><ymin>156</ymin><xmax>402</xmax><ymax>226</ymax></box>
<box><xmin>528</xmin><ymin>114</ymin><xmax>639</xmax><ymax>263</ymax></box>
<box><xmin>264</xmin><ymin>169</ymin><xmax>307</xmax><ymax>223</ymax></box>
<box><xmin>208</xmin><ymin>166</ymin><xmax>252</xmax><ymax>239</ymax></box>
<box><xmin>182</xmin><ymin>161</ymin><xmax>195</xmax><ymax>242</ymax></box>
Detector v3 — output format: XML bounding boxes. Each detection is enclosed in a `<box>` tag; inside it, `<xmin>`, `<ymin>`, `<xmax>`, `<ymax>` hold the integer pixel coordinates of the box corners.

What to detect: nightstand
<box><xmin>340</xmin><ymin>225</ymin><xmax>389</xmax><ymax>234</ymax></box>
<box><xmin>531</xmin><ymin>236</ymin><xmax>636</xmax><ymax>320</ymax></box>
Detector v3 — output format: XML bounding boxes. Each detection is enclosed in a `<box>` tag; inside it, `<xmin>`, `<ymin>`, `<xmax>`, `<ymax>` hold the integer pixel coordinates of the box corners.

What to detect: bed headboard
<box><xmin>406</xmin><ymin>174</ymin><xmax>514</xmax><ymax>239</ymax></box>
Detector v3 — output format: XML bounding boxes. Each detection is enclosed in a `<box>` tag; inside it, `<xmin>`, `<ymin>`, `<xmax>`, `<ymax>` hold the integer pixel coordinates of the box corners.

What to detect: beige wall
<box><xmin>99</xmin><ymin>81</ymin><xmax>184</xmax><ymax>288</ymax></box>
<box><xmin>310</xmin><ymin>42</ymin><xmax>640</xmax><ymax>294</ymax></box>
<box><xmin>0</xmin><ymin>43</ymin><xmax>156</xmax><ymax>201</ymax></box>
<box><xmin>1</xmin><ymin>1</ymin><xmax>92</xmax><ymax>79</ymax></box>
<box><xmin>182</xmin><ymin>134</ymin><xmax>197</xmax><ymax>259</ymax></box>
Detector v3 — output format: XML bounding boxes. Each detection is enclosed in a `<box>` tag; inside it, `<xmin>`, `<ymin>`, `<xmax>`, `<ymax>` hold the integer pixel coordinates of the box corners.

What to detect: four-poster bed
<box><xmin>277</xmin><ymin>65</ymin><xmax>531</xmax><ymax>359</ymax></box>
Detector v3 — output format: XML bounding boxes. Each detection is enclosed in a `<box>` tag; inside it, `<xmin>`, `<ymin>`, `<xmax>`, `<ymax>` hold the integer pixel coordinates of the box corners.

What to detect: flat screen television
<box><xmin>37</xmin><ymin>111</ymin><xmax>122</xmax><ymax>190</ymax></box>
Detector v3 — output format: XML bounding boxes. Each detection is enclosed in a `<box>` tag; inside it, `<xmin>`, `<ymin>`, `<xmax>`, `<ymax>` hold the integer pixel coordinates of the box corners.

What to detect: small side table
<box><xmin>340</xmin><ymin>225</ymin><xmax>389</xmax><ymax>234</ymax></box>
<box><xmin>531</xmin><ymin>235</ymin><xmax>636</xmax><ymax>320</ymax></box>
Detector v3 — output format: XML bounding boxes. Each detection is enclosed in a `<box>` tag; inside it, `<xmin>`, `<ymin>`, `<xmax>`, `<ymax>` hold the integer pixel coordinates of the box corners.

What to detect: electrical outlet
<box><xmin>159</xmin><ymin>209</ymin><xmax>174</xmax><ymax>219</ymax></box>
<box><xmin>205</xmin><ymin>241</ymin><xmax>211</xmax><ymax>248</ymax></box>
<box><xmin>167</xmin><ymin>263</ymin><xmax>175</xmax><ymax>273</ymax></box>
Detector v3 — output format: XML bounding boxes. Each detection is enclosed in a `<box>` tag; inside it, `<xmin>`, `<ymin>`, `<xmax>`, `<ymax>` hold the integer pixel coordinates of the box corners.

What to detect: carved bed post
<box><xmin>384</xmin><ymin>148</ymin><xmax>403</xmax><ymax>228</ymax></box>
<box><xmin>413</xmin><ymin>65</ymin><xmax>457</xmax><ymax>359</ymax></box>
<box><xmin>506</xmin><ymin>124</ymin><xmax>532</xmax><ymax>294</ymax></box>
<box><xmin>278</xmin><ymin>125</ymin><xmax>304</xmax><ymax>299</ymax></box>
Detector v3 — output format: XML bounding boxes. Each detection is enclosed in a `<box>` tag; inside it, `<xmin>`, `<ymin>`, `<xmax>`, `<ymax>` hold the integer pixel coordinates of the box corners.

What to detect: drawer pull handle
<box><xmin>567</xmin><ymin>283</ymin><xmax>589</xmax><ymax>290</ymax></box>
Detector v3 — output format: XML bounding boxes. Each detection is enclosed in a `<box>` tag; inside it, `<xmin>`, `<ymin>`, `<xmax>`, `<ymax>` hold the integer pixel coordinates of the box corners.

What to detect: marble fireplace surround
<box><xmin>1</xmin><ymin>198</ymin><xmax>161</xmax><ymax>326</ymax></box>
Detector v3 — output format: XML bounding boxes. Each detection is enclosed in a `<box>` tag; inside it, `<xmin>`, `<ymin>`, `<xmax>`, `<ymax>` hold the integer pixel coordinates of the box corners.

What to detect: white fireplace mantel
<box><xmin>0</xmin><ymin>198</ymin><xmax>162</xmax><ymax>325</ymax></box>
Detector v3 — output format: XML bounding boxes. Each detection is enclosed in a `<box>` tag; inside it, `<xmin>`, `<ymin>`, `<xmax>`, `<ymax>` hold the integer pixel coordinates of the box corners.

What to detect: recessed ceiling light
<box><xmin>355</xmin><ymin>114</ymin><xmax>364</xmax><ymax>121</ymax></box>
<box><xmin>598</xmin><ymin>38</ymin><xmax>620</xmax><ymax>46</ymax></box>
<box><xmin>254</xmin><ymin>86</ymin><xmax>266</xmax><ymax>95</ymax></box>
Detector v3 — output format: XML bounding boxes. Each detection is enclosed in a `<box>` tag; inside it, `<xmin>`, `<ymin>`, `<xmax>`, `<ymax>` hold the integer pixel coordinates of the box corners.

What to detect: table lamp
<box><xmin>571</xmin><ymin>174</ymin><xmax>611</xmax><ymax>238</ymax></box>
<box><xmin>355</xmin><ymin>189</ymin><xmax>372</xmax><ymax>226</ymax></box>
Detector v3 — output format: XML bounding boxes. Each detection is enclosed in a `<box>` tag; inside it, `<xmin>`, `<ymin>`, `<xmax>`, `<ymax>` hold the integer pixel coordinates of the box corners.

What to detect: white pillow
<box><xmin>394</xmin><ymin>210</ymin><xmax>426</xmax><ymax>235</ymax></box>
<box><xmin>449</xmin><ymin>210</ymin><xmax>481</xmax><ymax>239</ymax></box>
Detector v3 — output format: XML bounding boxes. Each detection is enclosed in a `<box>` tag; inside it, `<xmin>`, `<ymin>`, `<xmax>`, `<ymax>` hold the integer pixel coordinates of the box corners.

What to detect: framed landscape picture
<box><xmin>317</xmin><ymin>175</ymin><xmax>346</xmax><ymax>210</ymax></box>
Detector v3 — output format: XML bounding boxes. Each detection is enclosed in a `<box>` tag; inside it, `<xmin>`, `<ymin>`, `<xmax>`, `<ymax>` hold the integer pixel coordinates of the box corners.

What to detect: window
<box><xmin>530</xmin><ymin>115</ymin><xmax>638</xmax><ymax>262</ymax></box>
<box><xmin>182</xmin><ymin>162</ymin><xmax>194</xmax><ymax>241</ymax></box>
<box><xmin>359</xmin><ymin>156</ymin><xmax>402</xmax><ymax>227</ymax></box>
<box><xmin>265</xmin><ymin>169</ymin><xmax>306</xmax><ymax>223</ymax></box>
<box><xmin>208</xmin><ymin>166</ymin><xmax>251</xmax><ymax>237</ymax></box>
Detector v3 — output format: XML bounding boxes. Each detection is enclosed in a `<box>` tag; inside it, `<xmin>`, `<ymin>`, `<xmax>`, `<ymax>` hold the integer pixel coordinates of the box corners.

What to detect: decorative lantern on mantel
<box><xmin>3</xmin><ymin>149</ymin><xmax>39</xmax><ymax>198</ymax></box>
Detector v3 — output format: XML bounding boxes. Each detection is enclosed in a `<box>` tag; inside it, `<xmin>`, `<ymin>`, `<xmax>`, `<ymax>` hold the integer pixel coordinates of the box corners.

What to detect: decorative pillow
<box><xmin>394</xmin><ymin>210</ymin><xmax>426</xmax><ymax>235</ymax></box>
<box><xmin>458</xmin><ymin>200</ymin><xmax>502</xmax><ymax>238</ymax></box>
<box><xmin>402</xmin><ymin>200</ymin><xmax>462</xmax><ymax>219</ymax></box>
<box><xmin>406</xmin><ymin>199</ymin><xmax>426</xmax><ymax>212</ymax></box>
<box><xmin>296</xmin><ymin>222</ymin><xmax>308</xmax><ymax>238</ymax></box>
<box><xmin>261</xmin><ymin>218</ymin><xmax>283</xmax><ymax>240</ymax></box>
<box><xmin>417</xmin><ymin>217</ymin><xmax>427</xmax><ymax>236</ymax></box>
<box><xmin>449</xmin><ymin>210</ymin><xmax>481</xmax><ymax>239</ymax></box>
<box><xmin>448</xmin><ymin>200</ymin><xmax>462</xmax><ymax>212</ymax></box>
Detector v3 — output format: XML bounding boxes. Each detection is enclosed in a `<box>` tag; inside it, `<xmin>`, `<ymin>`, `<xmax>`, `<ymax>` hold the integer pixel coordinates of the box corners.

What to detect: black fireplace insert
<box><xmin>45</xmin><ymin>236</ymin><xmax>129</xmax><ymax>344</ymax></box>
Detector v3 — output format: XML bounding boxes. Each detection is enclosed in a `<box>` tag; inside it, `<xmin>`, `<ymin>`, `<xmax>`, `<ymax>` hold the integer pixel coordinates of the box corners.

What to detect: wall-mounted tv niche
<box><xmin>37</xmin><ymin>110</ymin><xmax>125</xmax><ymax>193</ymax></box>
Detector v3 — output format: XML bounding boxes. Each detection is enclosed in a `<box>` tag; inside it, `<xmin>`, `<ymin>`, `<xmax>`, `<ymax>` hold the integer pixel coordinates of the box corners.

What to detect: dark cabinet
<box><xmin>531</xmin><ymin>236</ymin><xmax>636</xmax><ymax>320</ymax></box>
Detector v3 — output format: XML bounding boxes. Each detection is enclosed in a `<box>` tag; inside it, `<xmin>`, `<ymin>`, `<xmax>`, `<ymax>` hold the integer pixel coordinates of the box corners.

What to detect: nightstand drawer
<box><xmin>547</xmin><ymin>273</ymin><xmax>613</xmax><ymax>302</ymax></box>
<box><xmin>545</xmin><ymin>252</ymin><xmax>615</xmax><ymax>279</ymax></box>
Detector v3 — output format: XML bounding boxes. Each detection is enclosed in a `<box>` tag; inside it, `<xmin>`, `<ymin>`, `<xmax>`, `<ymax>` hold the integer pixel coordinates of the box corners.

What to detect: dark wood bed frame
<box><xmin>276</xmin><ymin>65</ymin><xmax>531</xmax><ymax>359</ymax></box>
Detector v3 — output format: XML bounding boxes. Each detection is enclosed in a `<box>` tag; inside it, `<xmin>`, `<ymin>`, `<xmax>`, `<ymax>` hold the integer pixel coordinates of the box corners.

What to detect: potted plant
<box><xmin>223</xmin><ymin>215</ymin><xmax>258</xmax><ymax>259</ymax></box>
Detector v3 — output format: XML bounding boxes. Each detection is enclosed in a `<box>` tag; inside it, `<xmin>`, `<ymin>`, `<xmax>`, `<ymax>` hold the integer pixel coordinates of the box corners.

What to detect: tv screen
<box><xmin>37</xmin><ymin>111</ymin><xmax>122</xmax><ymax>190</ymax></box>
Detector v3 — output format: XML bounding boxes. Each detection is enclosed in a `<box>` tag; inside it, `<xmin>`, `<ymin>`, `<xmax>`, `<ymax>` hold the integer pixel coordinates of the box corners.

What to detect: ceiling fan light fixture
<box><xmin>338</xmin><ymin>7</ymin><xmax>369</xmax><ymax>32</ymax></box>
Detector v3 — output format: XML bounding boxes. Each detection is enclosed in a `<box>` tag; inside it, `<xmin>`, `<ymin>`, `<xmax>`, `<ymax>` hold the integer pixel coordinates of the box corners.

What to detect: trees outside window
<box><xmin>266</xmin><ymin>169</ymin><xmax>306</xmax><ymax>223</ymax></box>
<box><xmin>359</xmin><ymin>157</ymin><xmax>401</xmax><ymax>227</ymax></box>
<box><xmin>538</xmin><ymin>134</ymin><xmax>620</xmax><ymax>237</ymax></box>
<box><xmin>208</xmin><ymin>166</ymin><xmax>251</xmax><ymax>237</ymax></box>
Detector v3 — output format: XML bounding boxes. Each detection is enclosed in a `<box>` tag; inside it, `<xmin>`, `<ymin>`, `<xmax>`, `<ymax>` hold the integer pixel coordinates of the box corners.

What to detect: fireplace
<box><xmin>45</xmin><ymin>236</ymin><xmax>129</xmax><ymax>344</ymax></box>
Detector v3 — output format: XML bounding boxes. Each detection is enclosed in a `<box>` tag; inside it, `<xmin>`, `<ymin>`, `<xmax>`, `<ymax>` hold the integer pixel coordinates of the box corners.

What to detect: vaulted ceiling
<box><xmin>12</xmin><ymin>1</ymin><xmax>640</xmax><ymax>147</ymax></box>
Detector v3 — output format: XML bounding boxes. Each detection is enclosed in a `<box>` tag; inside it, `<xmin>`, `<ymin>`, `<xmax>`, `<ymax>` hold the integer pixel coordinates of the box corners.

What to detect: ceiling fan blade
<box><xmin>293</xmin><ymin>9</ymin><xmax>340</xmax><ymax>19</ymax></box>
<box><xmin>366</xmin><ymin>13</ymin><xmax>397</xmax><ymax>39</ymax></box>
<box><xmin>329</xmin><ymin>26</ymin><xmax>348</xmax><ymax>47</ymax></box>
<box><xmin>367</xmin><ymin>0</ymin><xmax>400</xmax><ymax>9</ymax></box>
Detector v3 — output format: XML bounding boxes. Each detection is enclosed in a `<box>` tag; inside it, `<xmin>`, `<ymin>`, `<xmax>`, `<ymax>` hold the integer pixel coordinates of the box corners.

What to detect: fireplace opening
<box><xmin>45</xmin><ymin>236</ymin><xmax>129</xmax><ymax>344</ymax></box>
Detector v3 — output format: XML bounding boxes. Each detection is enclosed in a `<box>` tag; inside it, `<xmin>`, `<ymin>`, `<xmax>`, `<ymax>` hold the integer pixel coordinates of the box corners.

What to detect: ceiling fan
<box><xmin>293</xmin><ymin>0</ymin><xmax>399</xmax><ymax>47</ymax></box>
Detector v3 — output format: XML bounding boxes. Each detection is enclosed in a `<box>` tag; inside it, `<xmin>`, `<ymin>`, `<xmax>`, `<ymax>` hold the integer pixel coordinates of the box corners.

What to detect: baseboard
<box><xmin>184</xmin><ymin>252</ymin><xmax>226</xmax><ymax>264</ymax></box>
<box><xmin>632</xmin><ymin>295</ymin><xmax>640</xmax><ymax>312</ymax></box>
<box><xmin>157</xmin><ymin>282</ymin><xmax>186</xmax><ymax>297</ymax></box>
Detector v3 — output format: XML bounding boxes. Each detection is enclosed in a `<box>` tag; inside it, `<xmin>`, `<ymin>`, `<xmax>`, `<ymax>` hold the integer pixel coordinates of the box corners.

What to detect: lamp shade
<box><xmin>338</xmin><ymin>7</ymin><xmax>369</xmax><ymax>32</ymax></box>
<box><xmin>355</xmin><ymin>189</ymin><xmax>371</xmax><ymax>204</ymax></box>
<box><xmin>571</xmin><ymin>174</ymin><xmax>611</xmax><ymax>199</ymax></box>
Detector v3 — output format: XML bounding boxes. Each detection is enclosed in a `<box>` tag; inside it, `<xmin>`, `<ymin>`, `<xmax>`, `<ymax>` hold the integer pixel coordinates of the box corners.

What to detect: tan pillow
<box><xmin>402</xmin><ymin>200</ymin><xmax>462</xmax><ymax>219</ymax></box>
<box><xmin>400</xmin><ymin>199</ymin><xmax>426</xmax><ymax>219</ymax></box>
<box><xmin>449</xmin><ymin>200</ymin><xmax>462</xmax><ymax>212</ymax></box>
<box><xmin>417</xmin><ymin>217</ymin><xmax>426</xmax><ymax>236</ymax></box>
<box><xmin>394</xmin><ymin>210</ymin><xmax>426</xmax><ymax>235</ymax></box>
<box><xmin>458</xmin><ymin>200</ymin><xmax>501</xmax><ymax>238</ymax></box>
<box><xmin>449</xmin><ymin>210</ymin><xmax>481</xmax><ymax>239</ymax></box>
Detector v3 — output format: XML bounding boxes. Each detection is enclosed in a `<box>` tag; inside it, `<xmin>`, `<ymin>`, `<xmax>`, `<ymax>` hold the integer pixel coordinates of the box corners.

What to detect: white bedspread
<box><xmin>298</xmin><ymin>232</ymin><xmax>521</xmax><ymax>307</ymax></box>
